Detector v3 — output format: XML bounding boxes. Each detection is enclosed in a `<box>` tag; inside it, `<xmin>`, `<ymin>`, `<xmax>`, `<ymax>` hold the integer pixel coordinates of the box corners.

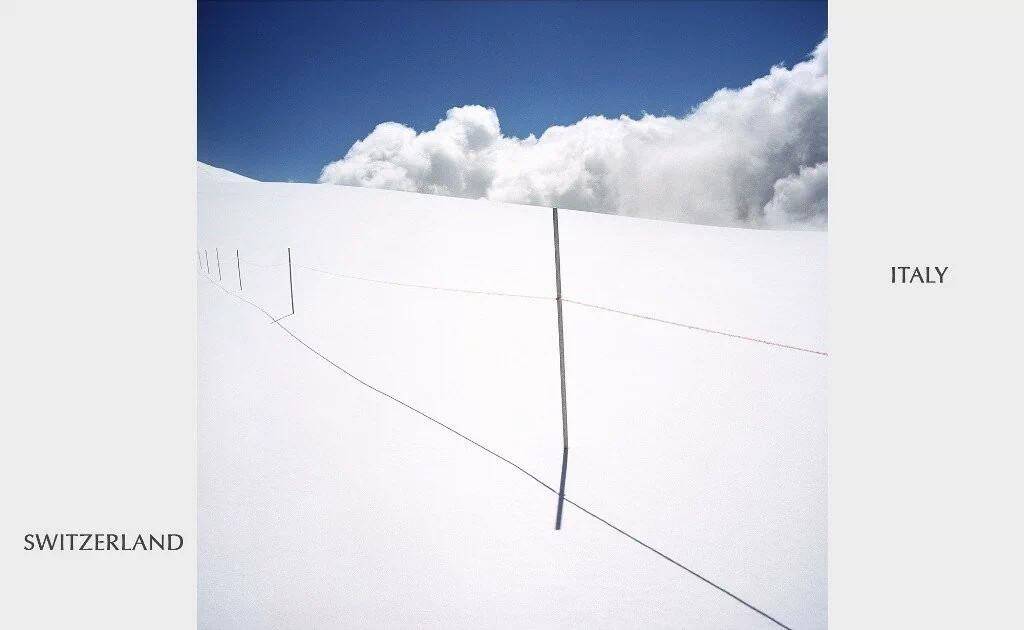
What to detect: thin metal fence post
<box><xmin>236</xmin><ymin>249</ymin><xmax>242</xmax><ymax>291</ymax></box>
<box><xmin>288</xmin><ymin>247</ymin><xmax>295</xmax><ymax>315</ymax></box>
<box><xmin>553</xmin><ymin>207</ymin><xmax>569</xmax><ymax>530</ymax></box>
<box><xmin>216</xmin><ymin>248</ymin><xmax>222</xmax><ymax>281</ymax></box>
<box><xmin>556</xmin><ymin>447</ymin><xmax>569</xmax><ymax>529</ymax></box>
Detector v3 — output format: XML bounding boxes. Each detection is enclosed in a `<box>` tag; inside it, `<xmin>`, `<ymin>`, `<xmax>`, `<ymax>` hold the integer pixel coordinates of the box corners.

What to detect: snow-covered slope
<box><xmin>198</xmin><ymin>161</ymin><xmax>256</xmax><ymax>183</ymax></box>
<box><xmin>199</xmin><ymin>177</ymin><xmax>826</xmax><ymax>629</ymax></box>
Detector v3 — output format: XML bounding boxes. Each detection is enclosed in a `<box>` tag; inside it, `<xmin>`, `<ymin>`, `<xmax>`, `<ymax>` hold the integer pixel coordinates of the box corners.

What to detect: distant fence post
<box><xmin>288</xmin><ymin>247</ymin><xmax>295</xmax><ymax>315</ymax></box>
<box><xmin>205</xmin><ymin>250</ymin><xmax>210</xmax><ymax>274</ymax></box>
<box><xmin>197</xmin><ymin>251</ymin><xmax>201</xmax><ymax>271</ymax></box>
<box><xmin>552</xmin><ymin>207</ymin><xmax>569</xmax><ymax>530</ymax></box>
<box><xmin>236</xmin><ymin>249</ymin><xmax>242</xmax><ymax>291</ymax></box>
<box><xmin>216</xmin><ymin>248</ymin><xmax>222</xmax><ymax>281</ymax></box>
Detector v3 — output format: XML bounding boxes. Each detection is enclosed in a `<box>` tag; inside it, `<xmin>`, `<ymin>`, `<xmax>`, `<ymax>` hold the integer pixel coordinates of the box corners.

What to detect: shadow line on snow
<box><xmin>200</xmin><ymin>273</ymin><xmax>797</xmax><ymax>630</ymax></box>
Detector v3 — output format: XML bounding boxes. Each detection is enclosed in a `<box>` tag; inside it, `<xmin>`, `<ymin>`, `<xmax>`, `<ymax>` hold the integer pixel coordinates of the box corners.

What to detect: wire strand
<box><xmin>296</xmin><ymin>263</ymin><xmax>553</xmax><ymax>301</ymax></box>
<box><xmin>562</xmin><ymin>298</ymin><xmax>827</xmax><ymax>356</ymax></box>
<box><xmin>239</xmin><ymin>259</ymin><xmax>289</xmax><ymax>268</ymax></box>
<box><xmin>200</xmin><ymin>273</ymin><xmax>797</xmax><ymax>630</ymax></box>
<box><xmin>232</xmin><ymin>256</ymin><xmax>823</xmax><ymax>354</ymax></box>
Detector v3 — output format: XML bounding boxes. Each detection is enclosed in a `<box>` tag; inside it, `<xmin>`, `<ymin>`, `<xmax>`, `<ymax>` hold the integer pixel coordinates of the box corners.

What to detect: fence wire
<box><xmin>229</xmin><ymin>255</ymin><xmax>827</xmax><ymax>356</ymax></box>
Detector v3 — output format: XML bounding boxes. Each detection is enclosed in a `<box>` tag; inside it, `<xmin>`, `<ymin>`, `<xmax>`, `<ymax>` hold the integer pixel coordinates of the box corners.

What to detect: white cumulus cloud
<box><xmin>320</xmin><ymin>38</ymin><xmax>827</xmax><ymax>229</ymax></box>
<box><xmin>763</xmin><ymin>162</ymin><xmax>828</xmax><ymax>229</ymax></box>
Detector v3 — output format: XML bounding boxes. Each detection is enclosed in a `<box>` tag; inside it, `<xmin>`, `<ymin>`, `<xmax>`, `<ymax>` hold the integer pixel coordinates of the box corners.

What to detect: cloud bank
<box><xmin>320</xmin><ymin>38</ymin><xmax>827</xmax><ymax>229</ymax></box>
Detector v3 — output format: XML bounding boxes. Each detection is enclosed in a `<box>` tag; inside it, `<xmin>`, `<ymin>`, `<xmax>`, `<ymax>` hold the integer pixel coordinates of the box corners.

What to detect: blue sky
<box><xmin>199</xmin><ymin>1</ymin><xmax>827</xmax><ymax>184</ymax></box>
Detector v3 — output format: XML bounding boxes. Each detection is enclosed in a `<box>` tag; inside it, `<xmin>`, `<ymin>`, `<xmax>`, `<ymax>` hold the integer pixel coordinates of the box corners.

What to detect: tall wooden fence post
<box><xmin>205</xmin><ymin>250</ymin><xmax>210</xmax><ymax>274</ymax></box>
<box><xmin>553</xmin><ymin>207</ymin><xmax>569</xmax><ymax>530</ymax></box>
<box><xmin>215</xmin><ymin>248</ymin><xmax>222</xmax><ymax>281</ymax></box>
<box><xmin>236</xmin><ymin>249</ymin><xmax>242</xmax><ymax>291</ymax></box>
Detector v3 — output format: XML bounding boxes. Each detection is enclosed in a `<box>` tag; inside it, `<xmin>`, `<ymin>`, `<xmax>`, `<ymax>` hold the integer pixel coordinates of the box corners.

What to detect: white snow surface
<box><xmin>199</xmin><ymin>171</ymin><xmax>826</xmax><ymax>629</ymax></box>
<box><xmin>198</xmin><ymin>161</ymin><xmax>257</xmax><ymax>183</ymax></box>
